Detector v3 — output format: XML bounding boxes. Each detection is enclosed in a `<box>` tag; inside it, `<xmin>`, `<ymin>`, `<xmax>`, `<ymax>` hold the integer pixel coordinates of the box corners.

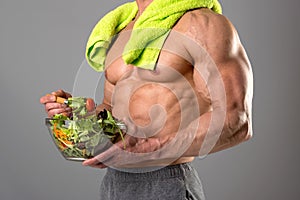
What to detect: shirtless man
<box><xmin>40</xmin><ymin>0</ymin><xmax>253</xmax><ymax>199</ymax></box>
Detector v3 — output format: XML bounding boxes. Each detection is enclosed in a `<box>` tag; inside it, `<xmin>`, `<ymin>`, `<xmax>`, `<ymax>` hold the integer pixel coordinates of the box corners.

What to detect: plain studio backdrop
<box><xmin>0</xmin><ymin>0</ymin><xmax>299</xmax><ymax>199</ymax></box>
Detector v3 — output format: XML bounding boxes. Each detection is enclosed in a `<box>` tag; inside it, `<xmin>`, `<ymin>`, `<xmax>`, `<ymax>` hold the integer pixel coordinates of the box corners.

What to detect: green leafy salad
<box><xmin>47</xmin><ymin>97</ymin><xmax>126</xmax><ymax>160</ymax></box>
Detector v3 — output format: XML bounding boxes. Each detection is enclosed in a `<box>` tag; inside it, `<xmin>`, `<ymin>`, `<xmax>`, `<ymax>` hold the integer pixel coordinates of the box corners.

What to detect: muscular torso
<box><xmin>104</xmin><ymin>9</ymin><xmax>213</xmax><ymax>165</ymax></box>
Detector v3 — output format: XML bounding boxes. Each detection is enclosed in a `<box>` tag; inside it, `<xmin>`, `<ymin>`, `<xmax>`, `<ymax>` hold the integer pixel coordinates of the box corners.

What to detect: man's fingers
<box><xmin>83</xmin><ymin>141</ymin><xmax>120</xmax><ymax>165</ymax></box>
<box><xmin>40</xmin><ymin>89</ymin><xmax>72</xmax><ymax>117</ymax></box>
<box><xmin>82</xmin><ymin>157</ymin><xmax>107</xmax><ymax>168</ymax></box>
<box><xmin>92</xmin><ymin>138</ymin><xmax>140</xmax><ymax>167</ymax></box>
<box><xmin>82</xmin><ymin>157</ymin><xmax>98</xmax><ymax>166</ymax></box>
<box><xmin>48</xmin><ymin>108</ymin><xmax>71</xmax><ymax>118</ymax></box>
<box><xmin>45</xmin><ymin>103</ymin><xmax>67</xmax><ymax>112</ymax></box>
<box><xmin>51</xmin><ymin>89</ymin><xmax>72</xmax><ymax>99</ymax></box>
<box><xmin>94</xmin><ymin>143</ymin><xmax>120</xmax><ymax>163</ymax></box>
<box><xmin>51</xmin><ymin>89</ymin><xmax>64</xmax><ymax>97</ymax></box>
<box><xmin>40</xmin><ymin>94</ymin><xmax>56</xmax><ymax>104</ymax></box>
<box><xmin>40</xmin><ymin>89</ymin><xmax>71</xmax><ymax>105</ymax></box>
<box><xmin>82</xmin><ymin>136</ymin><xmax>163</xmax><ymax>168</ymax></box>
<box><xmin>91</xmin><ymin>163</ymin><xmax>107</xmax><ymax>169</ymax></box>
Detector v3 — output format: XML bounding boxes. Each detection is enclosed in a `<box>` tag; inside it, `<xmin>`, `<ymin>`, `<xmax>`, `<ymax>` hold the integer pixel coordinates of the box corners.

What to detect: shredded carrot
<box><xmin>53</xmin><ymin>123</ymin><xmax>73</xmax><ymax>150</ymax></box>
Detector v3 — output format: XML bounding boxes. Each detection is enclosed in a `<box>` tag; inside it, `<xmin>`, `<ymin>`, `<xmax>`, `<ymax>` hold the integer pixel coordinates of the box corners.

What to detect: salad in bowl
<box><xmin>45</xmin><ymin>97</ymin><xmax>126</xmax><ymax>161</ymax></box>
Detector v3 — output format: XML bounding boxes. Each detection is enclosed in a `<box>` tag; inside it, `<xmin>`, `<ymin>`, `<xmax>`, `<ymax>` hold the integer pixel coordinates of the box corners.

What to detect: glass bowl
<box><xmin>45</xmin><ymin>116</ymin><xmax>125</xmax><ymax>161</ymax></box>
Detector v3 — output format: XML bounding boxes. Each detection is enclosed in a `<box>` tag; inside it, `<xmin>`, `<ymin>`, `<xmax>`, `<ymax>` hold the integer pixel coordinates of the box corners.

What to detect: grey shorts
<box><xmin>99</xmin><ymin>163</ymin><xmax>205</xmax><ymax>200</ymax></box>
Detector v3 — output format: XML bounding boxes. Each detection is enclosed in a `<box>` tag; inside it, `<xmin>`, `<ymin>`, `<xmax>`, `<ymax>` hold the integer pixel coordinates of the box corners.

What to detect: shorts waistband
<box><xmin>106</xmin><ymin>163</ymin><xmax>193</xmax><ymax>182</ymax></box>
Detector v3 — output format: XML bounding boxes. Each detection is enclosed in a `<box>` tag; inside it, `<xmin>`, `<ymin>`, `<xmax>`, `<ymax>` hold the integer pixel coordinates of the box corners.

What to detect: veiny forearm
<box><xmin>182</xmin><ymin>108</ymin><xmax>251</xmax><ymax>157</ymax></box>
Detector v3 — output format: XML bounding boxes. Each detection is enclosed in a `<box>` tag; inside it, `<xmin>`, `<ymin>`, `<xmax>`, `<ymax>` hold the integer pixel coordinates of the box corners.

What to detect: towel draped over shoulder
<box><xmin>86</xmin><ymin>0</ymin><xmax>222</xmax><ymax>72</ymax></box>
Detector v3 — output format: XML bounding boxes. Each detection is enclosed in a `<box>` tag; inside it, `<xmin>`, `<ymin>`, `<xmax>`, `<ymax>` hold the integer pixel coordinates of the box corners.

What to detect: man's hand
<box><xmin>82</xmin><ymin>132</ymin><xmax>180</xmax><ymax>169</ymax></box>
<box><xmin>40</xmin><ymin>89</ymin><xmax>72</xmax><ymax>118</ymax></box>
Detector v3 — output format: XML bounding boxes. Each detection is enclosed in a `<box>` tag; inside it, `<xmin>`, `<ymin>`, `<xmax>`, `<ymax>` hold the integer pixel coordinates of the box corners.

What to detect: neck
<box><xmin>136</xmin><ymin>0</ymin><xmax>154</xmax><ymax>16</ymax></box>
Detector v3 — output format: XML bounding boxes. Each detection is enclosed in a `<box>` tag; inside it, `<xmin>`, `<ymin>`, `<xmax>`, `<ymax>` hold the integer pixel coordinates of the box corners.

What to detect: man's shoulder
<box><xmin>174</xmin><ymin>8</ymin><xmax>238</xmax><ymax>55</ymax></box>
<box><xmin>173</xmin><ymin>8</ymin><xmax>243</xmax><ymax>65</ymax></box>
<box><xmin>175</xmin><ymin>8</ymin><xmax>234</xmax><ymax>39</ymax></box>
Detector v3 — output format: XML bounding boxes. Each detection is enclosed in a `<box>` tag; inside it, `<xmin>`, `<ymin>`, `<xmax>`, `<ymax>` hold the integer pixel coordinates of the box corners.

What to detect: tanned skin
<box><xmin>40</xmin><ymin>1</ymin><xmax>253</xmax><ymax>169</ymax></box>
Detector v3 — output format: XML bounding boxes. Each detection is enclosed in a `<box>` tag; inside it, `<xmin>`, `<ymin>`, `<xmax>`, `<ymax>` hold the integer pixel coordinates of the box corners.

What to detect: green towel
<box><xmin>86</xmin><ymin>0</ymin><xmax>222</xmax><ymax>72</ymax></box>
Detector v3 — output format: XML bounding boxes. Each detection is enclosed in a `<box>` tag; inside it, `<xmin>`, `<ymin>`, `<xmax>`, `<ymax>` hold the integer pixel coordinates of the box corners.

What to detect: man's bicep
<box><xmin>189</xmin><ymin>12</ymin><xmax>252</xmax><ymax>108</ymax></box>
<box><xmin>206</xmin><ymin>35</ymin><xmax>253</xmax><ymax>117</ymax></box>
<box><xmin>211</xmin><ymin>34</ymin><xmax>253</xmax><ymax>143</ymax></box>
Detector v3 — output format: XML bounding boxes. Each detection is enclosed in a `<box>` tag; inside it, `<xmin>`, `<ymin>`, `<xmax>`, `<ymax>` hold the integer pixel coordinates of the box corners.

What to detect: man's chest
<box><xmin>104</xmin><ymin>26</ymin><xmax>194</xmax><ymax>85</ymax></box>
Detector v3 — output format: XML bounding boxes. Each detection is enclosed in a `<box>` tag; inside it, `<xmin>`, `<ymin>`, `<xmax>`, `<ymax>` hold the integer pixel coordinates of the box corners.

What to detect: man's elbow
<box><xmin>230</xmin><ymin>111</ymin><xmax>253</xmax><ymax>144</ymax></box>
<box><xmin>237</xmin><ymin>119</ymin><xmax>252</xmax><ymax>142</ymax></box>
<box><xmin>208</xmin><ymin>112</ymin><xmax>252</xmax><ymax>154</ymax></box>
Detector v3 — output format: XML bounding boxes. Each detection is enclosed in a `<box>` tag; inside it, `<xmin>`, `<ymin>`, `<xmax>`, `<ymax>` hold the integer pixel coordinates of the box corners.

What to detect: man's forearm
<box><xmin>182</xmin><ymin>109</ymin><xmax>251</xmax><ymax>157</ymax></box>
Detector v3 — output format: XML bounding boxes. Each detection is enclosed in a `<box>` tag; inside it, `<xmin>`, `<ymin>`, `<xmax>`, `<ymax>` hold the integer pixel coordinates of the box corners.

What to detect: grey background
<box><xmin>0</xmin><ymin>0</ymin><xmax>299</xmax><ymax>199</ymax></box>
